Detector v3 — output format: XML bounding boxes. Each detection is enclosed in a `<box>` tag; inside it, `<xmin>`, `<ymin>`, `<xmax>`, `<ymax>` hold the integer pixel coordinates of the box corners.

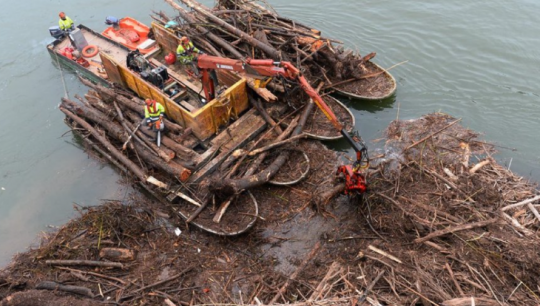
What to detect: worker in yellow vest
<box><xmin>58</xmin><ymin>12</ymin><xmax>75</xmax><ymax>33</ymax></box>
<box><xmin>143</xmin><ymin>99</ymin><xmax>166</xmax><ymax>142</ymax></box>
<box><xmin>144</xmin><ymin>99</ymin><xmax>166</xmax><ymax>127</ymax></box>
<box><xmin>176</xmin><ymin>36</ymin><xmax>202</xmax><ymax>77</ymax></box>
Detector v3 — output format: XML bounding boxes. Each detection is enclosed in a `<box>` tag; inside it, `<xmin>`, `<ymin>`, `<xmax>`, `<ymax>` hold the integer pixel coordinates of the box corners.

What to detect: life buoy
<box><xmin>82</xmin><ymin>45</ymin><xmax>99</xmax><ymax>58</ymax></box>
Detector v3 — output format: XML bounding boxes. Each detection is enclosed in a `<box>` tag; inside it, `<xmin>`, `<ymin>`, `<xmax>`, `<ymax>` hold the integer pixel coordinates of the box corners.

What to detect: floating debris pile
<box><xmin>1</xmin><ymin>113</ymin><xmax>539</xmax><ymax>305</ymax></box>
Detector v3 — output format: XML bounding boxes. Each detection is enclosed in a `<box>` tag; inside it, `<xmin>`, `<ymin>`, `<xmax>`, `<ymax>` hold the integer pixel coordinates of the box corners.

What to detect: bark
<box><xmin>164</xmin><ymin>0</ymin><xmax>244</xmax><ymax>59</ymax></box>
<box><xmin>61</xmin><ymin>99</ymin><xmax>191</xmax><ymax>181</ymax></box>
<box><xmin>114</xmin><ymin>101</ymin><xmax>174</xmax><ymax>163</ymax></box>
<box><xmin>99</xmin><ymin>248</ymin><xmax>136</xmax><ymax>262</ymax></box>
<box><xmin>36</xmin><ymin>281</ymin><xmax>93</xmax><ymax>298</ymax></box>
<box><xmin>45</xmin><ymin>259</ymin><xmax>124</xmax><ymax>269</ymax></box>
<box><xmin>60</xmin><ymin>107</ymin><xmax>147</xmax><ymax>183</ymax></box>
<box><xmin>442</xmin><ymin>298</ymin><xmax>500</xmax><ymax>306</ymax></box>
<box><xmin>124</xmin><ymin>110</ymin><xmax>197</xmax><ymax>162</ymax></box>
<box><xmin>176</xmin><ymin>0</ymin><xmax>282</xmax><ymax>59</ymax></box>
<box><xmin>80</xmin><ymin>78</ymin><xmax>187</xmax><ymax>135</ymax></box>
<box><xmin>242</xmin><ymin>116</ymin><xmax>298</xmax><ymax>177</ymax></box>
<box><xmin>211</xmin><ymin>101</ymin><xmax>314</xmax><ymax>194</ymax></box>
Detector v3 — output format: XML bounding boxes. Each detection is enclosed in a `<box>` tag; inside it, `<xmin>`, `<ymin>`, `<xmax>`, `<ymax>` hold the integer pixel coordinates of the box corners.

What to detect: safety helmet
<box><xmin>59</xmin><ymin>12</ymin><xmax>66</xmax><ymax>19</ymax></box>
<box><xmin>180</xmin><ymin>36</ymin><xmax>189</xmax><ymax>44</ymax></box>
<box><xmin>145</xmin><ymin>99</ymin><xmax>154</xmax><ymax>106</ymax></box>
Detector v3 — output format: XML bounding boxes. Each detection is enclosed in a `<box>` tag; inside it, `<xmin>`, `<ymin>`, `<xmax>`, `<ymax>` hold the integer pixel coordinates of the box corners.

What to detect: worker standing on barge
<box><xmin>58</xmin><ymin>12</ymin><xmax>75</xmax><ymax>32</ymax></box>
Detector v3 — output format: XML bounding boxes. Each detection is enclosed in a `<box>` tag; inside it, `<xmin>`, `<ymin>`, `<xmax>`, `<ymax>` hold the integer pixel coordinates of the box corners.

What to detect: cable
<box><xmin>54</xmin><ymin>50</ymin><xmax>70</xmax><ymax>99</ymax></box>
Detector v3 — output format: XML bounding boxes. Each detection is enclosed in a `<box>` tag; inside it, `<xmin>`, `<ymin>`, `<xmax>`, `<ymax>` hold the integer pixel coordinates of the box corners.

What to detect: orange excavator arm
<box><xmin>196</xmin><ymin>54</ymin><xmax>368</xmax><ymax>194</ymax></box>
<box><xmin>197</xmin><ymin>54</ymin><xmax>342</xmax><ymax>129</ymax></box>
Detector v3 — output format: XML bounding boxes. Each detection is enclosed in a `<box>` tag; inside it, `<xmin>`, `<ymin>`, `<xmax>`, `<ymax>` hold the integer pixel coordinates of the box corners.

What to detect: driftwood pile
<box><xmin>60</xmin><ymin>78</ymin><xmax>197</xmax><ymax>188</ymax></box>
<box><xmin>2</xmin><ymin>113</ymin><xmax>540</xmax><ymax>306</ymax></box>
<box><xmin>350</xmin><ymin>113</ymin><xmax>540</xmax><ymax>305</ymax></box>
<box><xmin>154</xmin><ymin>0</ymin><xmax>380</xmax><ymax>93</ymax></box>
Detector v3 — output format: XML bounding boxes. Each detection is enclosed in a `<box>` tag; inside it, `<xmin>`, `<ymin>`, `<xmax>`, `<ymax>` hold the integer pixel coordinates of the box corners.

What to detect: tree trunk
<box><xmin>164</xmin><ymin>0</ymin><xmax>245</xmax><ymax>59</ymax></box>
<box><xmin>211</xmin><ymin>101</ymin><xmax>314</xmax><ymax>194</ymax></box>
<box><xmin>175</xmin><ymin>0</ymin><xmax>282</xmax><ymax>59</ymax></box>
<box><xmin>61</xmin><ymin>99</ymin><xmax>191</xmax><ymax>181</ymax></box>
<box><xmin>60</xmin><ymin>107</ymin><xmax>147</xmax><ymax>183</ymax></box>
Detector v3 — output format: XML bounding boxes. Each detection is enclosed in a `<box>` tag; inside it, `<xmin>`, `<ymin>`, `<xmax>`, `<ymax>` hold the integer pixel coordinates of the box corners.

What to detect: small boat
<box><xmin>331</xmin><ymin>61</ymin><xmax>397</xmax><ymax>100</ymax></box>
<box><xmin>101</xmin><ymin>17</ymin><xmax>158</xmax><ymax>54</ymax></box>
<box><xmin>47</xmin><ymin>24</ymin><xmax>131</xmax><ymax>85</ymax></box>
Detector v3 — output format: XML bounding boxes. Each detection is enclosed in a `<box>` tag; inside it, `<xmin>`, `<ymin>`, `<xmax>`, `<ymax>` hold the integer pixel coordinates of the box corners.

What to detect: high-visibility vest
<box><xmin>59</xmin><ymin>16</ymin><xmax>74</xmax><ymax>31</ymax></box>
<box><xmin>176</xmin><ymin>42</ymin><xmax>199</xmax><ymax>63</ymax></box>
<box><xmin>145</xmin><ymin>102</ymin><xmax>165</xmax><ymax>118</ymax></box>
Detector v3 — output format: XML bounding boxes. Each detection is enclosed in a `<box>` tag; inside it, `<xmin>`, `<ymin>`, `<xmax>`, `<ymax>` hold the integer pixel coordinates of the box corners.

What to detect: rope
<box><xmin>54</xmin><ymin>49</ymin><xmax>70</xmax><ymax>99</ymax></box>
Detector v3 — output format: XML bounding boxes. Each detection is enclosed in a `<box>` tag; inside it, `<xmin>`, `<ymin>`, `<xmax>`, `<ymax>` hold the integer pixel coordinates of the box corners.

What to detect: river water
<box><xmin>1</xmin><ymin>0</ymin><xmax>539</xmax><ymax>267</ymax></box>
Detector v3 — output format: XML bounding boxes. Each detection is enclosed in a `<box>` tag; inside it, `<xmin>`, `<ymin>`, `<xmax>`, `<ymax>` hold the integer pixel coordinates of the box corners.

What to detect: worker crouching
<box><xmin>144</xmin><ymin>99</ymin><xmax>166</xmax><ymax>138</ymax></box>
<box><xmin>176</xmin><ymin>36</ymin><xmax>202</xmax><ymax>77</ymax></box>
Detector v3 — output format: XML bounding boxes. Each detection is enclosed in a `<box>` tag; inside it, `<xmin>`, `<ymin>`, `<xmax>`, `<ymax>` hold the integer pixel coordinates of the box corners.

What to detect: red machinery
<box><xmin>195</xmin><ymin>54</ymin><xmax>369</xmax><ymax>194</ymax></box>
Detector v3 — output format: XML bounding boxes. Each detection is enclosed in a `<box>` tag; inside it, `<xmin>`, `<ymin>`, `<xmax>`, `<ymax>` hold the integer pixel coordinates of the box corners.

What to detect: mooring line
<box><xmin>54</xmin><ymin>50</ymin><xmax>70</xmax><ymax>99</ymax></box>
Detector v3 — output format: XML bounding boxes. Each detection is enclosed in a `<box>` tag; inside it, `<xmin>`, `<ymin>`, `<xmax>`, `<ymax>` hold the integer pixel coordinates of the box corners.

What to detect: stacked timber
<box><xmin>62</xmin><ymin>79</ymin><xmax>196</xmax><ymax>185</ymax></box>
<box><xmin>154</xmin><ymin>0</ymin><xmax>396</xmax><ymax>99</ymax></box>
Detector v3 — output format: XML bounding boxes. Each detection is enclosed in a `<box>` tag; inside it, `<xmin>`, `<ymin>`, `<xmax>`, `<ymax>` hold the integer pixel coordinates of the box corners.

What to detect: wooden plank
<box><xmin>149</xmin><ymin>58</ymin><xmax>202</xmax><ymax>94</ymax></box>
<box><xmin>179</xmin><ymin>100</ymin><xmax>196</xmax><ymax>112</ymax></box>
<box><xmin>100</xmin><ymin>53</ymin><xmax>125</xmax><ymax>87</ymax></box>
<box><xmin>209</xmin><ymin>108</ymin><xmax>255</xmax><ymax>148</ymax></box>
<box><xmin>187</xmin><ymin>109</ymin><xmax>266</xmax><ymax>184</ymax></box>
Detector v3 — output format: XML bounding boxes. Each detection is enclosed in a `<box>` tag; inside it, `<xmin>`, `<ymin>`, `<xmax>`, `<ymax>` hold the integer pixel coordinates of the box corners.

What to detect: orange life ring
<box><xmin>82</xmin><ymin>45</ymin><xmax>99</xmax><ymax>58</ymax></box>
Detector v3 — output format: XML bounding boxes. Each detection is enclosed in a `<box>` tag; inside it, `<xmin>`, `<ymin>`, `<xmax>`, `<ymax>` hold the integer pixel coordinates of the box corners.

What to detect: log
<box><xmin>123</xmin><ymin>116</ymin><xmax>176</xmax><ymax>162</ymax></box>
<box><xmin>80</xmin><ymin>77</ymin><xmax>142</xmax><ymax>114</ymax></box>
<box><xmin>131</xmin><ymin>266</ymin><xmax>193</xmax><ymax>294</ymax></box>
<box><xmin>114</xmin><ymin>101</ymin><xmax>174</xmax><ymax>162</ymax></box>
<box><xmin>247</xmin><ymin>134</ymin><xmax>307</xmax><ymax>156</ymax></box>
<box><xmin>442</xmin><ymin>297</ymin><xmax>500</xmax><ymax>306</ymax></box>
<box><xmin>60</xmin><ymin>107</ymin><xmax>146</xmax><ymax>183</ymax></box>
<box><xmin>211</xmin><ymin>99</ymin><xmax>314</xmax><ymax>194</ymax></box>
<box><xmin>36</xmin><ymin>281</ymin><xmax>93</xmax><ymax>298</ymax></box>
<box><xmin>213</xmin><ymin>195</ymin><xmax>237</xmax><ymax>223</ymax></box>
<box><xmin>80</xmin><ymin>78</ymin><xmax>187</xmax><ymax>136</ymax></box>
<box><xmin>357</xmin><ymin>271</ymin><xmax>385</xmax><ymax>305</ymax></box>
<box><xmin>124</xmin><ymin>110</ymin><xmax>198</xmax><ymax>161</ymax></box>
<box><xmin>57</xmin><ymin>267</ymin><xmax>127</xmax><ymax>285</ymax></box>
<box><xmin>501</xmin><ymin>195</ymin><xmax>540</xmax><ymax>212</ymax></box>
<box><xmin>242</xmin><ymin>115</ymin><xmax>299</xmax><ymax>177</ymax></box>
<box><xmin>470</xmin><ymin>159</ymin><xmax>491</xmax><ymax>174</ymax></box>
<box><xmin>99</xmin><ymin>248</ymin><xmax>136</xmax><ymax>262</ymax></box>
<box><xmin>414</xmin><ymin>219</ymin><xmax>498</xmax><ymax>244</ymax></box>
<box><xmin>61</xmin><ymin>101</ymin><xmax>192</xmax><ymax>181</ymax></box>
<box><xmin>45</xmin><ymin>259</ymin><xmax>124</xmax><ymax>269</ymax></box>
<box><xmin>308</xmin><ymin>262</ymin><xmax>343</xmax><ymax>301</ymax></box>
<box><xmin>164</xmin><ymin>0</ymin><xmax>244</xmax><ymax>59</ymax></box>
<box><xmin>176</xmin><ymin>0</ymin><xmax>282</xmax><ymax>59</ymax></box>
<box><xmin>249</xmin><ymin>97</ymin><xmax>282</xmax><ymax>135</ymax></box>
<box><xmin>246</xmin><ymin>77</ymin><xmax>278</xmax><ymax>102</ymax></box>
<box><xmin>367</xmin><ymin>245</ymin><xmax>402</xmax><ymax>264</ymax></box>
